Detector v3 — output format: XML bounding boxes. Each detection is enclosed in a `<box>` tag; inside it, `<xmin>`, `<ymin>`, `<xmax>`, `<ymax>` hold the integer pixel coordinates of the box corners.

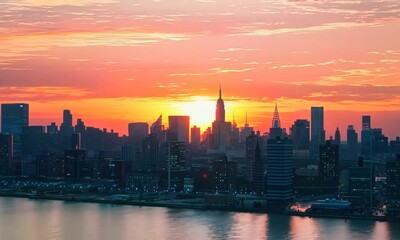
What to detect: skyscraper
<box><xmin>311</xmin><ymin>107</ymin><xmax>325</xmax><ymax>161</ymax></box>
<box><xmin>1</xmin><ymin>103</ymin><xmax>29</xmax><ymax>157</ymax></box>
<box><xmin>266</xmin><ymin>137</ymin><xmax>293</xmax><ymax>207</ymax></box>
<box><xmin>291</xmin><ymin>119</ymin><xmax>310</xmax><ymax>151</ymax></box>
<box><xmin>361</xmin><ymin>115</ymin><xmax>372</xmax><ymax>161</ymax></box>
<box><xmin>60</xmin><ymin>109</ymin><xmax>73</xmax><ymax>136</ymax></box>
<box><xmin>150</xmin><ymin>115</ymin><xmax>162</xmax><ymax>135</ymax></box>
<box><xmin>0</xmin><ymin>134</ymin><xmax>13</xmax><ymax>175</ymax></box>
<box><xmin>319</xmin><ymin>140</ymin><xmax>339</xmax><ymax>187</ymax></box>
<box><xmin>191</xmin><ymin>126</ymin><xmax>201</xmax><ymax>146</ymax></box>
<box><xmin>269</xmin><ymin>103</ymin><xmax>283</xmax><ymax>139</ymax></box>
<box><xmin>215</xmin><ymin>84</ymin><xmax>225</xmax><ymax>123</ymax></box>
<box><xmin>334</xmin><ymin>127</ymin><xmax>341</xmax><ymax>145</ymax></box>
<box><xmin>128</xmin><ymin>122</ymin><xmax>149</xmax><ymax>145</ymax></box>
<box><xmin>239</xmin><ymin>112</ymin><xmax>253</xmax><ymax>143</ymax></box>
<box><xmin>168</xmin><ymin>116</ymin><xmax>190</xmax><ymax>143</ymax></box>
<box><xmin>212</xmin><ymin>86</ymin><xmax>231</xmax><ymax>149</ymax></box>
<box><xmin>347</xmin><ymin>125</ymin><xmax>358</xmax><ymax>162</ymax></box>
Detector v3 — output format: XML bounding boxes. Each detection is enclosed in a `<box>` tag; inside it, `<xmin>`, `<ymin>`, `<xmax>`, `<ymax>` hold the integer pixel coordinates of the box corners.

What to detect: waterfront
<box><xmin>0</xmin><ymin>197</ymin><xmax>399</xmax><ymax>240</ymax></box>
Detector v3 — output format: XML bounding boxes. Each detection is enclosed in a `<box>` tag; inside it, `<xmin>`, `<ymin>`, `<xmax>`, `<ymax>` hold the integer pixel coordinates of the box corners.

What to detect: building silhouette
<box><xmin>212</xmin><ymin>86</ymin><xmax>231</xmax><ymax>149</ymax></box>
<box><xmin>0</xmin><ymin>134</ymin><xmax>13</xmax><ymax>175</ymax></box>
<box><xmin>319</xmin><ymin>140</ymin><xmax>339</xmax><ymax>188</ymax></box>
<box><xmin>168</xmin><ymin>116</ymin><xmax>190</xmax><ymax>143</ymax></box>
<box><xmin>1</xmin><ymin>103</ymin><xmax>29</xmax><ymax>157</ymax></box>
<box><xmin>266</xmin><ymin>137</ymin><xmax>293</xmax><ymax>207</ymax></box>
<box><xmin>347</xmin><ymin>125</ymin><xmax>358</xmax><ymax>162</ymax></box>
<box><xmin>191</xmin><ymin>125</ymin><xmax>201</xmax><ymax>147</ymax></box>
<box><xmin>128</xmin><ymin>122</ymin><xmax>149</xmax><ymax>145</ymax></box>
<box><xmin>291</xmin><ymin>119</ymin><xmax>310</xmax><ymax>151</ymax></box>
<box><xmin>269</xmin><ymin>103</ymin><xmax>283</xmax><ymax>139</ymax></box>
<box><xmin>311</xmin><ymin>107</ymin><xmax>325</xmax><ymax>161</ymax></box>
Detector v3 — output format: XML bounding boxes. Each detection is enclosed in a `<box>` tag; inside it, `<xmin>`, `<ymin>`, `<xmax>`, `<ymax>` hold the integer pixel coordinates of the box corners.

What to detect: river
<box><xmin>0</xmin><ymin>197</ymin><xmax>398</xmax><ymax>240</ymax></box>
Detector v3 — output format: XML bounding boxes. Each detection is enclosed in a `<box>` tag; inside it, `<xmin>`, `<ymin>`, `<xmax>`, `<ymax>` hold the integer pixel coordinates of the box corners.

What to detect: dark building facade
<box><xmin>311</xmin><ymin>107</ymin><xmax>325</xmax><ymax>161</ymax></box>
<box><xmin>319</xmin><ymin>140</ymin><xmax>339</xmax><ymax>187</ymax></box>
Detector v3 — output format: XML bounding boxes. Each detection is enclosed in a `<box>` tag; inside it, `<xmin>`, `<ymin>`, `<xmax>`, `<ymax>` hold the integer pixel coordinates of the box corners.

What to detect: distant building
<box><xmin>64</xmin><ymin>149</ymin><xmax>88</xmax><ymax>179</ymax></box>
<box><xmin>269</xmin><ymin>103</ymin><xmax>283</xmax><ymax>139</ymax></box>
<box><xmin>239</xmin><ymin>112</ymin><xmax>253</xmax><ymax>143</ymax></box>
<box><xmin>361</xmin><ymin>115</ymin><xmax>372</xmax><ymax>161</ymax></box>
<box><xmin>60</xmin><ymin>109</ymin><xmax>73</xmax><ymax>136</ymax></box>
<box><xmin>213</xmin><ymin>156</ymin><xmax>237</xmax><ymax>193</ymax></box>
<box><xmin>291</xmin><ymin>119</ymin><xmax>310</xmax><ymax>151</ymax></box>
<box><xmin>266</xmin><ymin>137</ymin><xmax>293</xmax><ymax>206</ymax></box>
<box><xmin>141</xmin><ymin>134</ymin><xmax>159</xmax><ymax>171</ymax></box>
<box><xmin>334</xmin><ymin>127</ymin><xmax>341</xmax><ymax>145</ymax></box>
<box><xmin>128</xmin><ymin>122</ymin><xmax>149</xmax><ymax>145</ymax></box>
<box><xmin>212</xmin><ymin>86</ymin><xmax>231</xmax><ymax>149</ymax></box>
<box><xmin>0</xmin><ymin>134</ymin><xmax>13</xmax><ymax>175</ymax></box>
<box><xmin>386</xmin><ymin>155</ymin><xmax>400</xmax><ymax>217</ymax></box>
<box><xmin>311</xmin><ymin>107</ymin><xmax>325</xmax><ymax>161</ymax></box>
<box><xmin>168</xmin><ymin>116</ymin><xmax>190</xmax><ymax>143</ymax></box>
<box><xmin>191</xmin><ymin>126</ymin><xmax>201</xmax><ymax>146</ymax></box>
<box><xmin>1</xmin><ymin>103</ymin><xmax>29</xmax><ymax>157</ymax></box>
<box><xmin>319</xmin><ymin>140</ymin><xmax>339</xmax><ymax>187</ymax></box>
<box><xmin>348</xmin><ymin>157</ymin><xmax>374</xmax><ymax>206</ymax></box>
<box><xmin>347</xmin><ymin>125</ymin><xmax>358</xmax><ymax>162</ymax></box>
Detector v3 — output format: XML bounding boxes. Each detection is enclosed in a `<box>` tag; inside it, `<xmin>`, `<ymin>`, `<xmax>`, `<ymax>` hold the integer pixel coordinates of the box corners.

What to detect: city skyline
<box><xmin>1</xmin><ymin>0</ymin><xmax>399</xmax><ymax>139</ymax></box>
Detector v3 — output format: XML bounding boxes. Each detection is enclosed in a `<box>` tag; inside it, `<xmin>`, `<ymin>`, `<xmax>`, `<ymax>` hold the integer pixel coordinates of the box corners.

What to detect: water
<box><xmin>0</xmin><ymin>197</ymin><xmax>398</xmax><ymax>240</ymax></box>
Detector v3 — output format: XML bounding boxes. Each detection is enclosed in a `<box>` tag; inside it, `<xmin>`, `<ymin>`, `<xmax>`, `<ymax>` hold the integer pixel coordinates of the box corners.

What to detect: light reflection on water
<box><xmin>0</xmin><ymin>197</ymin><xmax>399</xmax><ymax>240</ymax></box>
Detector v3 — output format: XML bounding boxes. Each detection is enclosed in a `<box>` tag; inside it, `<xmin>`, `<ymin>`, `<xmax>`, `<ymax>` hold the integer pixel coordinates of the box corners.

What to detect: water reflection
<box><xmin>0</xmin><ymin>197</ymin><xmax>398</xmax><ymax>240</ymax></box>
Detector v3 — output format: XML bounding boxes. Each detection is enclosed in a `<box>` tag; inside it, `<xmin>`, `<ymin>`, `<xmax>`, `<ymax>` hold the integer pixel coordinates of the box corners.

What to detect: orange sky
<box><xmin>0</xmin><ymin>0</ymin><xmax>399</xmax><ymax>139</ymax></box>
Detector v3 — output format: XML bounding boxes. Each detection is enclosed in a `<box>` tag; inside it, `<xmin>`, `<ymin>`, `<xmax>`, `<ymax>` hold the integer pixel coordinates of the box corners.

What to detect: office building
<box><xmin>60</xmin><ymin>109</ymin><xmax>73</xmax><ymax>136</ymax></box>
<box><xmin>319</xmin><ymin>140</ymin><xmax>339</xmax><ymax>187</ymax></box>
<box><xmin>311</xmin><ymin>107</ymin><xmax>325</xmax><ymax>160</ymax></box>
<box><xmin>128</xmin><ymin>122</ymin><xmax>149</xmax><ymax>145</ymax></box>
<box><xmin>1</xmin><ymin>103</ymin><xmax>29</xmax><ymax>157</ymax></box>
<box><xmin>0</xmin><ymin>134</ymin><xmax>13</xmax><ymax>175</ymax></box>
<box><xmin>213</xmin><ymin>156</ymin><xmax>237</xmax><ymax>193</ymax></box>
<box><xmin>191</xmin><ymin>126</ymin><xmax>201</xmax><ymax>146</ymax></box>
<box><xmin>266</xmin><ymin>137</ymin><xmax>293</xmax><ymax>206</ymax></box>
<box><xmin>291</xmin><ymin>119</ymin><xmax>310</xmax><ymax>151</ymax></box>
<box><xmin>347</xmin><ymin>125</ymin><xmax>358</xmax><ymax>162</ymax></box>
<box><xmin>168</xmin><ymin>116</ymin><xmax>190</xmax><ymax>143</ymax></box>
<box><xmin>386</xmin><ymin>155</ymin><xmax>400</xmax><ymax>217</ymax></box>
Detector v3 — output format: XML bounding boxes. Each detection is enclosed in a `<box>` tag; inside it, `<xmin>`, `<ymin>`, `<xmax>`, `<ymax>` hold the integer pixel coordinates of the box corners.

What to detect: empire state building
<box><xmin>212</xmin><ymin>85</ymin><xmax>231</xmax><ymax>150</ymax></box>
<box><xmin>215</xmin><ymin>85</ymin><xmax>225</xmax><ymax>122</ymax></box>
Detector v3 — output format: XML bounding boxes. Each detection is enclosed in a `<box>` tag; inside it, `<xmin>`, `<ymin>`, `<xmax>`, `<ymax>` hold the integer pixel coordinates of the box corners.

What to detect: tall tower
<box><xmin>215</xmin><ymin>84</ymin><xmax>225</xmax><ymax>123</ymax></box>
<box><xmin>272</xmin><ymin>102</ymin><xmax>281</xmax><ymax>128</ymax></box>
<box><xmin>311</xmin><ymin>106</ymin><xmax>325</xmax><ymax>161</ymax></box>
<box><xmin>269</xmin><ymin>102</ymin><xmax>283</xmax><ymax>139</ymax></box>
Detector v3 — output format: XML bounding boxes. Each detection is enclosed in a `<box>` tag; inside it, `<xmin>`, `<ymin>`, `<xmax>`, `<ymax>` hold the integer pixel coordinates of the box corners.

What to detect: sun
<box><xmin>176</xmin><ymin>96</ymin><xmax>215</xmax><ymax>131</ymax></box>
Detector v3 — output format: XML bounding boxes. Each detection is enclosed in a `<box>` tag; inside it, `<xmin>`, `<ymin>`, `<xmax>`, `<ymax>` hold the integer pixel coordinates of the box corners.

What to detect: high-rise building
<box><xmin>21</xmin><ymin>126</ymin><xmax>46</xmax><ymax>156</ymax></box>
<box><xmin>266</xmin><ymin>137</ymin><xmax>293</xmax><ymax>206</ymax></box>
<box><xmin>141</xmin><ymin>134</ymin><xmax>159</xmax><ymax>171</ymax></box>
<box><xmin>253</xmin><ymin>139</ymin><xmax>264</xmax><ymax>195</ymax></box>
<box><xmin>151</xmin><ymin>115</ymin><xmax>162</xmax><ymax>135</ymax></box>
<box><xmin>213</xmin><ymin>156</ymin><xmax>237</xmax><ymax>193</ymax></box>
<box><xmin>75</xmin><ymin>119</ymin><xmax>86</xmax><ymax>133</ymax></box>
<box><xmin>60</xmin><ymin>109</ymin><xmax>73</xmax><ymax>136</ymax></box>
<box><xmin>311</xmin><ymin>107</ymin><xmax>325</xmax><ymax>160</ymax></box>
<box><xmin>128</xmin><ymin>122</ymin><xmax>149</xmax><ymax>145</ymax></box>
<box><xmin>239</xmin><ymin>112</ymin><xmax>253</xmax><ymax>143</ymax></box>
<box><xmin>291</xmin><ymin>119</ymin><xmax>310</xmax><ymax>151</ymax></box>
<box><xmin>269</xmin><ymin>103</ymin><xmax>283</xmax><ymax>139</ymax></box>
<box><xmin>212</xmin><ymin>86</ymin><xmax>231</xmax><ymax>149</ymax></box>
<box><xmin>362</xmin><ymin>116</ymin><xmax>371</xmax><ymax>130</ymax></box>
<box><xmin>1</xmin><ymin>103</ymin><xmax>29</xmax><ymax>157</ymax></box>
<box><xmin>191</xmin><ymin>126</ymin><xmax>201</xmax><ymax>146</ymax></box>
<box><xmin>347</xmin><ymin>125</ymin><xmax>358</xmax><ymax>162</ymax></box>
<box><xmin>168</xmin><ymin>116</ymin><xmax>190</xmax><ymax>143</ymax></box>
<box><xmin>319</xmin><ymin>140</ymin><xmax>339</xmax><ymax>187</ymax></box>
<box><xmin>386</xmin><ymin>155</ymin><xmax>400</xmax><ymax>217</ymax></box>
<box><xmin>215</xmin><ymin>85</ymin><xmax>225</xmax><ymax>123</ymax></box>
<box><xmin>64</xmin><ymin>149</ymin><xmax>87</xmax><ymax>179</ymax></box>
<box><xmin>0</xmin><ymin>134</ymin><xmax>13</xmax><ymax>175</ymax></box>
<box><xmin>245</xmin><ymin>131</ymin><xmax>258</xmax><ymax>182</ymax></box>
<box><xmin>334</xmin><ymin>127</ymin><xmax>341</xmax><ymax>145</ymax></box>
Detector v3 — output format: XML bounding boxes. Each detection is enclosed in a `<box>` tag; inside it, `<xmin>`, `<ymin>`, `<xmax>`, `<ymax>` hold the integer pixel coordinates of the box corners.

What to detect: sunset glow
<box><xmin>1</xmin><ymin>0</ymin><xmax>399</xmax><ymax>138</ymax></box>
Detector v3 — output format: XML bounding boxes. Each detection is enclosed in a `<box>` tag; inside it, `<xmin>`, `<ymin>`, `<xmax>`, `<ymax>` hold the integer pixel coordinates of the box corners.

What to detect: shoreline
<box><xmin>0</xmin><ymin>192</ymin><xmax>397</xmax><ymax>222</ymax></box>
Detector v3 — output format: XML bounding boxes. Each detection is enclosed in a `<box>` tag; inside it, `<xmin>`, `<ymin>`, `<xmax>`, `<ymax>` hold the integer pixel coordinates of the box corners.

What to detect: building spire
<box><xmin>219</xmin><ymin>83</ymin><xmax>222</xmax><ymax>99</ymax></box>
<box><xmin>272</xmin><ymin>101</ymin><xmax>281</xmax><ymax>128</ymax></box>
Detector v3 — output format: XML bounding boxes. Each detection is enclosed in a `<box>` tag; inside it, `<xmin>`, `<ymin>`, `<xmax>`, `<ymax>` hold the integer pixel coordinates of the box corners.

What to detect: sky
<box><xmin>1</xmin><ymin>0</ymin><xmax>399</xmax><ymax>139</ymax></box>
